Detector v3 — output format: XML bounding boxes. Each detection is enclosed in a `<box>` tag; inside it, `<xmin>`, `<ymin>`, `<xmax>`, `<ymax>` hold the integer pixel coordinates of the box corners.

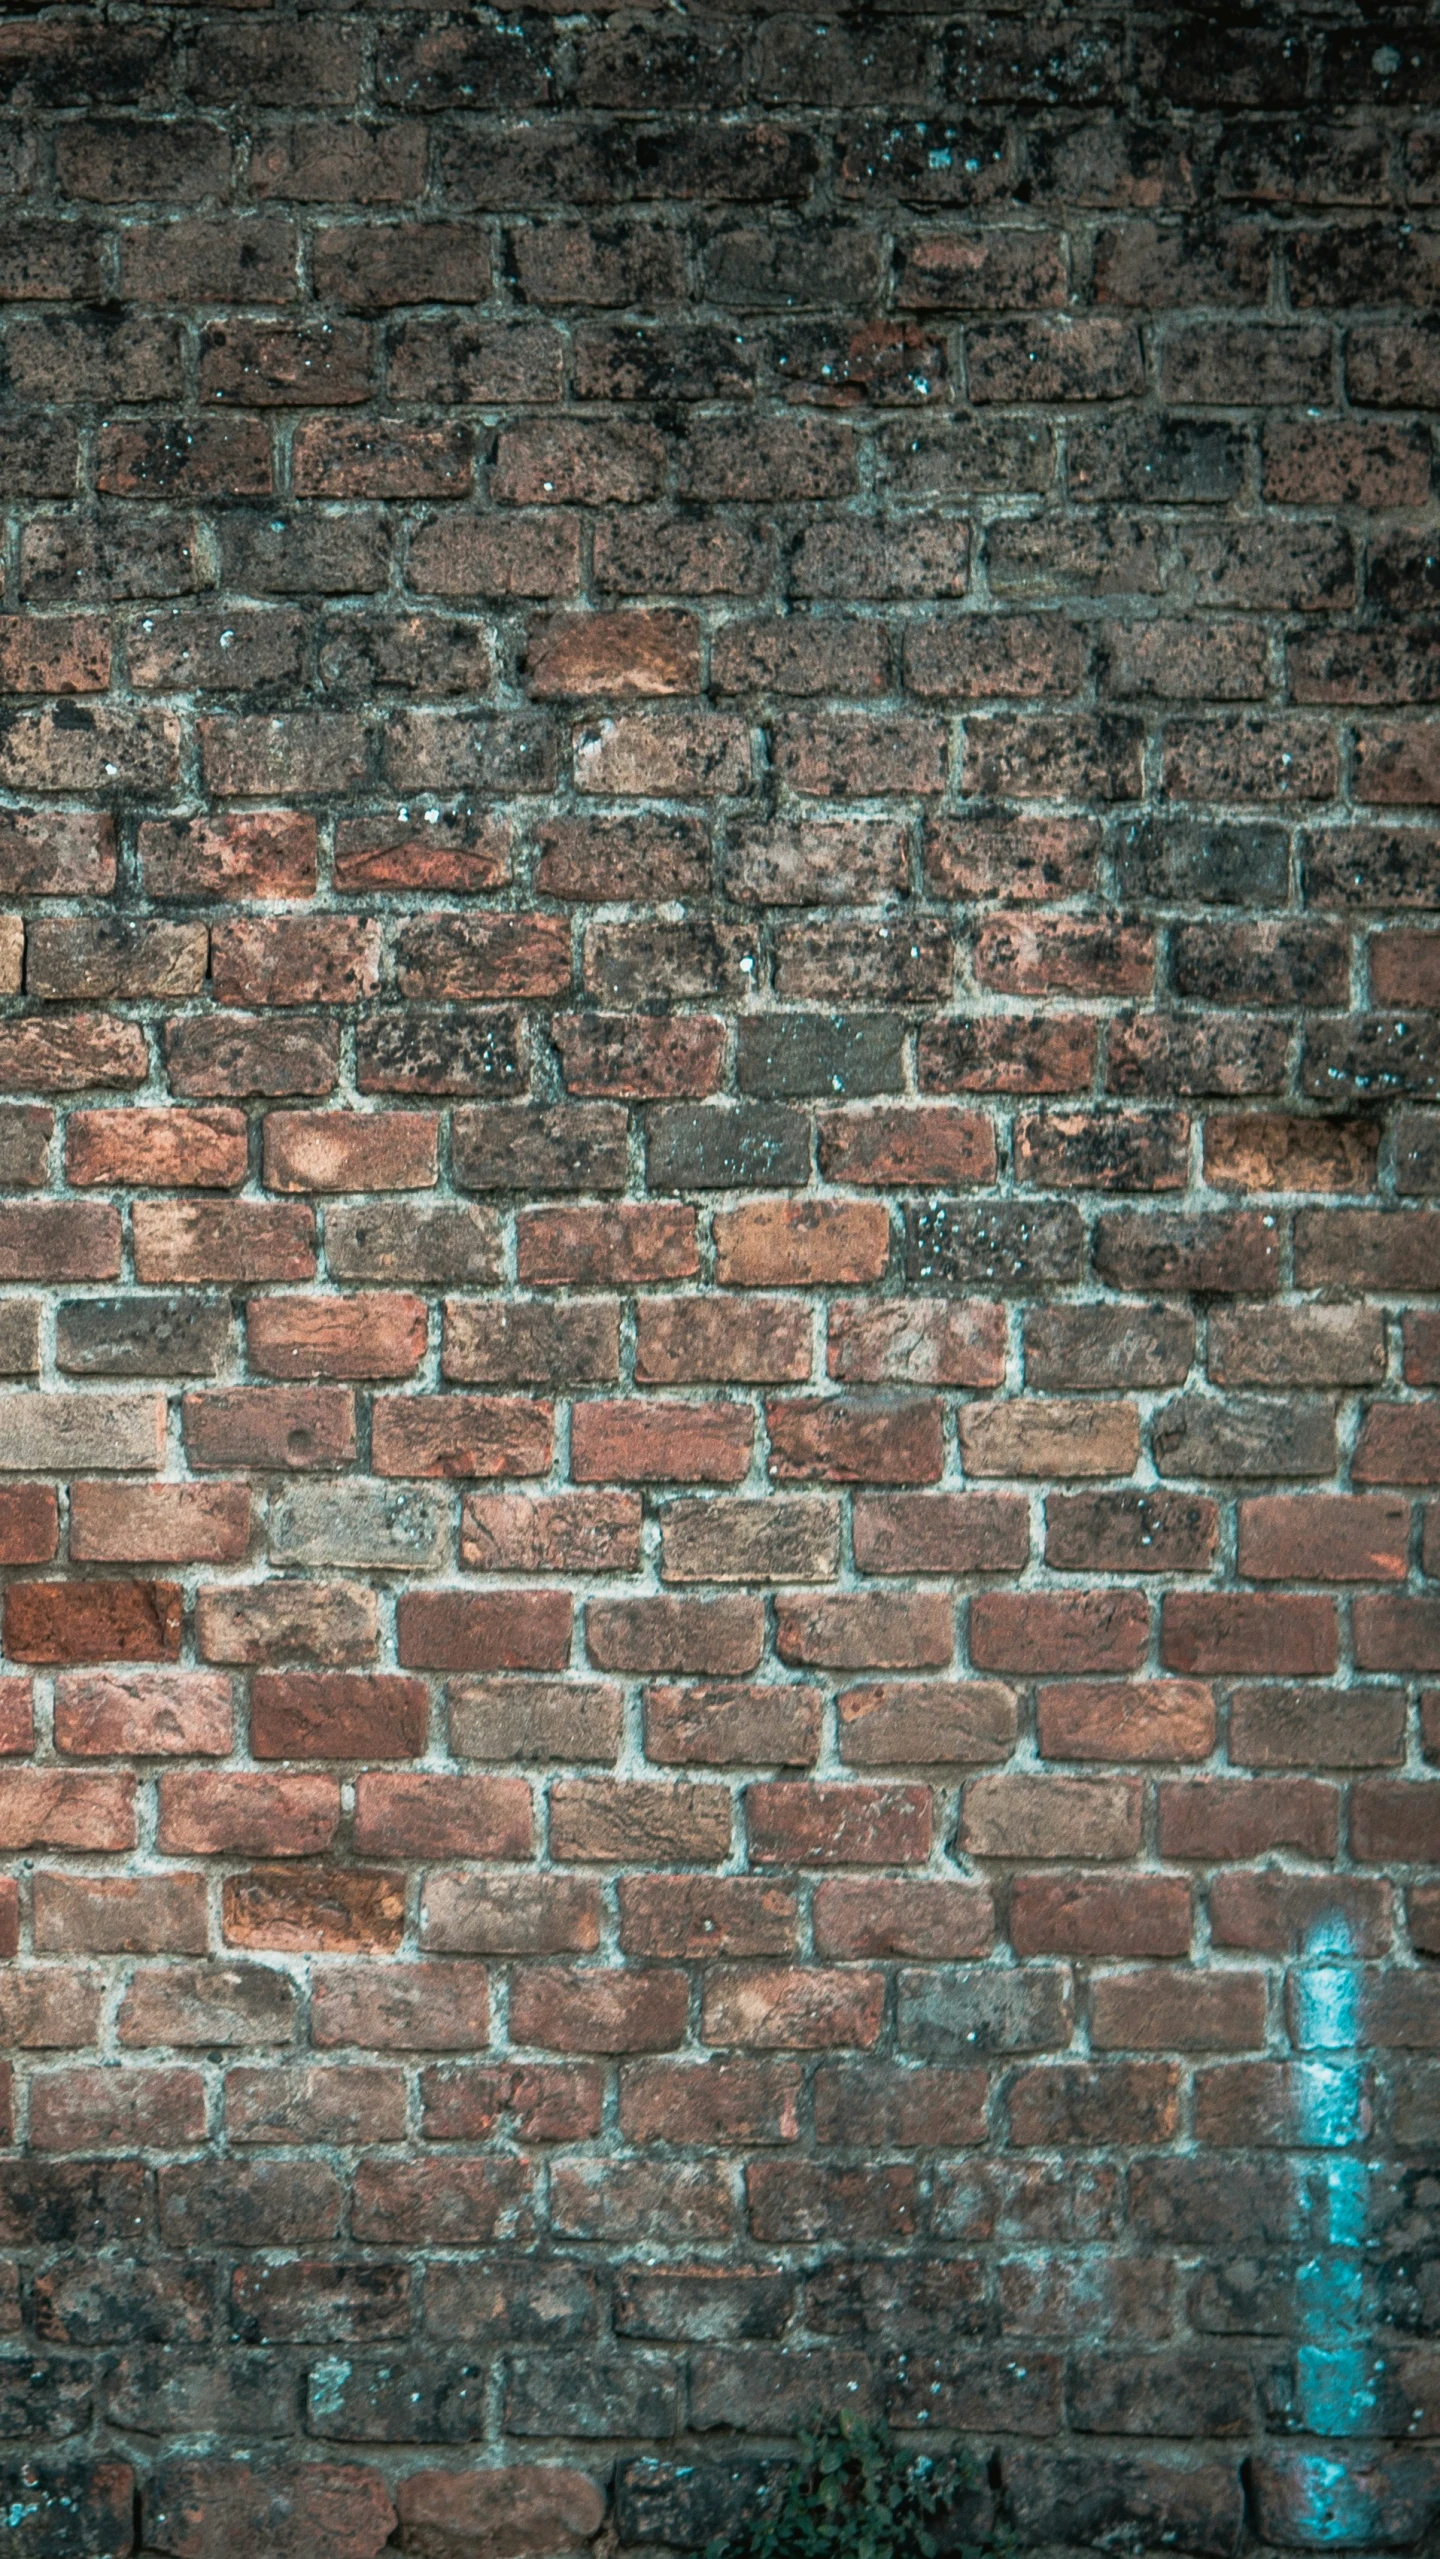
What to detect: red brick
<box><xmin>585</xmin><ymin>1597</ymin><xmax>763</xmax><ymax>1677</ymax></box>
<box><xmin>539</xmin><ymin>816</ymin><xmax>708</xmax><ymax>905</ymax></box>
<box><xmin>660</xmin><ymin>1495</ymin><xmax>839</xmax><ymax>1585</ymax></box>
<box><xmin>837</xmin><ymin>1679</ymin><xmax>1017</xmax><ymax>1766</ymax></box>
<box><xmin>353</xmin><ymin>1774</ymin><xmax>533</xmax><ymax>1860</ymax></box>
<box><xmin>1010</xmin><ymin>1874</ymin><xmax>1192</xmax><ymax>1957</ymax></box>
<box><xmin>812</xmin><ymin>1879</ymin><xmax>993</xmax><ymax>1960</ymax></box>
<box><xmin>1210</xmin><ymin>1871</ymin><xmax>1394</xmax><ymax>1957</ymax></box>
<box><xmin>5</xmin><ymin>1578</ymin><xmax>182</xmax><ymax>1664</ymax></box>
<box><xmin>54</xmin><ymin>1670</ymin><xmax>233</xmax><ymax>1758</ymax></box>
<box><xmin>1238</xmin><ymin>1496</ymin><xmax>1410</xmax><ymax>1582</ymax></box>
<box><xmin>133</xmin><ymin>1200</ymin><xmax>316</xmax><ymax>1285</ymax></box>
<box><xmin>964</xmin><ymin>1775</ymin><xmax>1142</xmax><ymax>1861</ymax></box>
<box><xmin>550</xmin><ymin>1774</ymin><xmax>734</xmax><ymax>1868</ymax></box>
<box><xmin>396</xmin><ymin>2471</ymin><xmax>602</xmax><ymax>2558</ymax></box>
<box><xmin>419</xmin><ymin>2064</ymin><xmax>600</xmax><ymax>2146</ymax></box>
<box><xmin>517</xmin><ymin>1204</ymin><xmax>698</xmax><ymax>1286</ymax></box>
<box><xmin>66</xmin><ymin>1107</ymin><xmax>247</xmax><ymax>1190</ymax></box>
<box><xmin>714</xmin><ymin>1200</ymin><xmax>890</xmax><ymax>1287</ymax></box>
<box><xmin>352</xmin><ymin>2155</ymin><xmax>529</xmax><ymax>2242</ymax></box>
<box><xmin>570</xmin><ymin>1400</ymin><xmax>753</xmax><ymax>1484</ymax></box>
<box><xmin>1158</xmin><ymin>1777</ymin><xmax>1339</xmax><ymax>1861</ymax></box>
<box><xmin>1090</xmin><ymin>1971</ymin><xmax>1268</xmax><ymax>2053</ymax></box>
<box><xmin>817</xmin><ymin>1108</ymin><xmax>996</xmax><ymax>1187</ymax></box>
<box><xmin>921</xmin><ymin>1014</ymin><xmax>1099</xmax><ymax>1094</ymax></box>
<box><xmin>1355</xmin><ymin>1597</ymin><xmax>1440</xmax><ymax>1671</ymax></box>
<box><xmin>635</xmin><ymin>1297</ymin><xmax>811</xmax><ymax>1385</ymax></box>
<box><xmin>703</xmin><ymin>1967</ymin><xmax>885</xmax><ymax>2050</ymax></box>
<box><xmin>226</xmin><ymin>2065</ymin><xmax>408</xmax><ymax>2145</ymax></box>
<box><xmin>0</xmin><ymin>1484</ymin><xmax>58</xmax><ymax>1566</ymax></box>
<box><xmin>555</xmin><ymin>1012</ymin><xmax>727</xmax><ymax>1101</ymax></box>
<box><xmin>247</xmin><ymin>1295</ymin><xmax>427</xmax><ymax>1381</ymax></box>
<box><xmin>210</xmin><ymin>915</ymin><xmax>381</xmax><ymax>1008</ymax></box>
<box><xmin>971</xmin><ymin>1591</ymin><xmax>1151</xmax><ymax>1675</ymax></box>
<box><xmin>725</xmin><ymin>819</ymin><xmax>908</xmax><ymax>905</ymax></box>
<box><xmin>0</xmin><ymin>1772</ymin><xmax>135</xmax><ymax>1850</ymax></box>
<box><xmin>0</xmin><ymin>1967</ymin><xmax>106</xmax><ymax>2048</ymax></box>
<box><xmin>0</xmin><ymin>810</ymin><xmax>115</xmax><ymax>896</ymax></box>
<box><xmin>33</xmin><ymin>1870</ymin><xmax>208</xmax><ymax>1955</ymax></box>
<box><xmin>1093</xmin><ymin>1211</ymin><xmax>1282</xmax><ymax>1295</ymax></box>
<box><xmin>196</xmin><ymin>1582</ymin><xmax>376</xmax><ymax>1667</ymax></box>
<box><xmin>69</xmin><ymin>1482</ymin><xmax>250</xmax><ymax>1565</ymax></box>
<box><xmin>643</xmin><ymin>1682</ymin><xmax>821</xmax><ymax>1769</ymax></box>
<box><xmin>157</xmin><ymin>1773</ymin><xmax>339</xmax><ymax>1857</ymax></box>
<box><xmin>421</xmin><ymin>1873</ymin><xmax>601</xmax><ymax>1957</ymax></box>
<box><xmin>975</xmin><ymin>916</ymin><xmax>1153</xmax><ymax>997</ymax></box>
<box><xmin>1209</xmin><ymin>1304</ymin><xmax>1383</xmax><ymax>1388</ymax></box>
<box><xmin>335</xmin><ymin>812</ymin><xmax>510</xmax><ymax>896</ymax></box>
<box><xmin>775</xmin><ymin>1592</ymin><xmax>954</xmax><ymax>1670</ymax></box>
<box><xmin>461</xmin><ymin>1491</ymin><xmax>641</xmax><ymax>1575</ymax></box>
<box><xmin>616</xmin><ymin>1869</ymin><xmax>796</xmax><ymax>1959</ymax></box>
<box><xmin>1203</xmin><ymin>1113</ymin><xmax>1379</xmax><ymax>1195</ymax></box>
<box><xmin>262</xmin><ymin>1110</ymin><xmax>437</xmax><ymax>1193</ymax></box>
<box><xmin>1037</xmin><ymin>1680</ymin><xmax>1216</xmax><ymax>1763</ymax></box>
<box><xmin>139</xmin><ymin>811</ymin><xmax>317</xmax><ymax>902</ymax></box>
<box><xmin>443</xmin><ymin>1299</ymin><xmax>620</xmax><ymax>1390</ymax></box>
<box><xmin>0</xmin><ymin>612</ymin><xmax>110</xmax><ymax>692</ymax></box>
<box><xmin>575</xmin><ymin>710</ymin><xmax>751</xmax><ymax>795</ymax></box>
<box><xmin>509</xmin><ymin>1967</ymin><xmax>688</xmax><ymax>2054</ymax></box>
<box><xmin>1016</xmin><ymin>1100</ymin><xmax>1191</xmax><ymax>1191</ymax></box>
<box><xmin>1228</xmin><ymin>1685</ymin><xmax>1405</xmax><ymax>1771</ymax></box>
<box><xmin>1352</xmin><ymin>1782</ymin><xmax>1440</xmax><ymax>1864</ymax></box>
<box><xmin>814</xmin><ymin>2060</ymin><xmax>989</xmax><ymax>2150</ymax></box>
<box><xmin>852</xmin><ymin>1493</ymin><xmax>1027</xmax><ymax>1576</ymax></box>
<box><xmin>4</xmin><ymin>54</ymin><xmax>1434</xmax><ymax>2480</ymax></box>
<box><xmin>767</xmin><ymin>1398</ymin><xmax>944</xmax><ymax>1484</ymax></box>
<box><xmin>397</xmin><ymin>1591</ymin><xmax>573</xmax><ymax>1673</ymax></box>
<box><xmin>0</xmin><ymin>1678</ymin><xmax>34</xmax><ymax>1755</ymax></box>
<box><xmin>1045</xmin><ymin>1489</ymin><xmax>1218</xmax><ymax>1573</ymax></box>
<box><xmin>619</xmin><ymin>2058</ymin><xmax>803</xmax><ymax>2145</ymax></box>
<box><xmin>747</xmin><ymin>1781</ymin><xmax>932</xmax><ymax>1866</ymax></box>
<box><xmin>960</xmin><ymin>1398</ymin><xmax>1140</xmax><ymax>1479</ymax></box>
<box><xmin>372</xmin><ymin>1395</ymin><xmax>553</xmax><ymax>1480</ymax></box>
<box><xmin>527</xmin><ymin>609</ymin><xmax>700</xmax><ymax>697</ymax></box>
<box><xmin>0</xmin><ymin>1203</ymin><xmax>119</xmax><ymax>1281</ymax></box>
<box><xmin>1353</xmin><ymin>1403</ymin><xmax>1440</xmax><ymax>1485</ymax></box>
<box><xmin>393</xmin><ymin>914</ymin><xmax>570</xmax><ymax>1004</ymax></box>
<box><xmin>447</xmin><ymin>1677</ymin><xmax>621</xmax><ymax>1765</ymax></box>
<box><xmin>828</xmin><ymin>1300</ymin><xmax>1006</xmax><ymax>1388</ymax></box>
<box><xmin>30</xmin><ymin>2066</ymin><xmax>206</xmax><ymax>2153</ymax></box>
<box><xmin>250</xmin><ymin>1673</ymin><xmax>428</xmax><ymax>1761</ymax></box>
<box><xmin>1161</xmin><ymin>1593</ymin><xmax>1338</xmax><ymax>1676</ymax></box>
<box><xmin>0</xmin><ymin>1014</ymin><xmax>147</xmax><ymax>1091</ymax></box>
<box><xmin>182</xmin><ymin>1387</ymin><xmax>357</xmax><ymax>1472</ymax></box>
<box><xmin>311</xmin><ymin>1962</ymin><xmax>490</xmax><ymax>2055</ymax></box>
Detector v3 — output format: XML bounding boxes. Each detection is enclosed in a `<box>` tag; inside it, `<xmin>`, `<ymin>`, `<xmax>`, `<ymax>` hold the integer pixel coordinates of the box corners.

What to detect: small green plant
<box><xmin>707</xmin><ymin>2411</ymin><xmax>997</xmax><ymax>2559</ymax></box>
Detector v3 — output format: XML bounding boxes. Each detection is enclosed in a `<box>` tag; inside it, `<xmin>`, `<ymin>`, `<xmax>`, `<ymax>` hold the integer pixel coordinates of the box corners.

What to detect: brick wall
<box><xmin>1</xmin><ymin>4</ymin><xmax>1438</xmax><ymax>2554</ymax></box>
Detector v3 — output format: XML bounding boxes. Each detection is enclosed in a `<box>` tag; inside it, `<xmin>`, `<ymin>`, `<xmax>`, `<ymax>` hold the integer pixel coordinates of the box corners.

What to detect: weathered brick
<box><xmin>0</xmin><ymin>25</ymin><xmax>1428</xmax><ymax>2515</ymax></box>
<box><xmin>716</xmin><ymin>1202</ymin><xmax>891</xmax><ymax>1289</ymax></box>
<box><xmin>397</xmin><ymin>1590</ymin><xmax>572</xmax><ymax>1673</ymax></box>
<box><xmin>248</xmin><ymin>1297</ymin><xmax>427</xmax><ymax>1382</ymax></box>
<box><xmin>586</xmin><ymin>1597</ymin><xmax>763</xmax><ymax>1677</ymax></box>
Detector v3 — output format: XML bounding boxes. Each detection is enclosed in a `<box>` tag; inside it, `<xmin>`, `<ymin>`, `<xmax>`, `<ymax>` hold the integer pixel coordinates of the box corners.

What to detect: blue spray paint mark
<box><xmin>1289</xmin><ymin>1918</ymin><xmax>1384</xmax><ymax>2466</ymax></box>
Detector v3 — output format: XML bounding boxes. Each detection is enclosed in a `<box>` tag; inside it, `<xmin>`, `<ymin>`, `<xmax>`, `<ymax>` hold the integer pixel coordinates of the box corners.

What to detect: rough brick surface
<box><xmin>0</xmin><ymin>3</ymin><xmax>1437</xmax><ymax>2551</ymax></box>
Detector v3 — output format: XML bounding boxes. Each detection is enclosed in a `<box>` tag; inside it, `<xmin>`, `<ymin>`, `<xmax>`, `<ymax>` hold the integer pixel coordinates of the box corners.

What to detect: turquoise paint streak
<box><xmin>1290</xmin><ymin>1920</ymin><xmax>1384</xmax><ymax>2484</ymax></box>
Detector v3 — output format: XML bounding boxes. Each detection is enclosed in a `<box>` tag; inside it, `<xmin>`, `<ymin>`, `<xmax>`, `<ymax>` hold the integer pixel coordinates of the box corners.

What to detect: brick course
<box><xmin>0</xmin><ymin>2</ymin><xmax>1438</xmax><ymax>2552</ymax></box>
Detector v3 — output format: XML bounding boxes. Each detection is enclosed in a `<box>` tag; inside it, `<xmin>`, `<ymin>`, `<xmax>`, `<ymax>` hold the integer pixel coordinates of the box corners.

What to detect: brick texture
<box><xmin>0</xmin><ymin>4</ymin><xmax>1437</xmax><ymax>2553</ymax></box>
